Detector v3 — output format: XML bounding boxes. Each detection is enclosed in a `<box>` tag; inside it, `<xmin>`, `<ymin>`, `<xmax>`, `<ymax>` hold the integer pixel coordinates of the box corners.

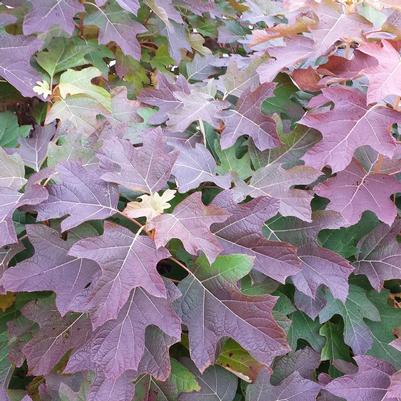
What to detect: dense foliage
<box><xmin>1</xmin><ymin>0</ymin><xmax>401</xmax><ymax>400</ymax></box>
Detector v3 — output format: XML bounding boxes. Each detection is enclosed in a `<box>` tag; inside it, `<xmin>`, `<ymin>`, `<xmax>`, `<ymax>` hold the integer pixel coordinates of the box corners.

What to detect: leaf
<box><xmin>325</xmin><ymin>355</ymin><xmax>398</xmax><ymax>401</ymax></box>
<box><xmin>68</xmin><ymin>222</ymin><xmax>170</xmax><ymax>328</ymax></box>
<box><xmin>366</xmin><ymin>290</ymin><xmax>401</xmax><ymax>368</ymax></box>
<box><xmin>316</xmin><ymin>159</ymin><xmax>401</xmax><ymax>226</ymax></box>
<box><xmin>59</xmin><ymin>67</ymin><xmax>112</xmax><ymax>111</ymax></box>
<box><xmin>291</xmin><ymin>244</ymin><xmax>353</xmax><ymax>303</ymax></box>
<box><xmin>65</xmin><ymin>281</ymin><xmax>181</xmax><ymax>378</ymax></box>
<box><xmin>301</xmin><ymin>86</ymin><xmax>401</xmax><ymax>173</ymax></box>
<box><xmin>166</xmin><ymin>89</ymin><xmax>227</xmax><ymax>132</ymax></box>
<box><xmin>288</xmin><ymin>311</ymin><xmax>324</xmax><ymax>352</ymax></box>
<box><xmin>35</xmin><ymin>162</ymin><xmax>119</xmax><ymax>232</ymax></box>
<box><xmin>138</xmin><ymin>74</ymin><xmax>190</xmax><ymax>125</ymax></box>
<box><xmin>0</xmin><ymin>148</ymin><xmax>27</xmax><ymax>191</ymax></box>
<box><xmin>148</xmin><ymin>192</ymin><xmax>229</xmax><ymax>263</ymax></box>
<box><xmin>270</xmin><ymin>346</ymin><xmax>321</xmax><ymax>385</ymax></box>
<box><xmin>98</xmin><ymin>129</ymin><xmax>178</xmax><ymax>193</ymax></box>
<box><xmin>0</xmin><ymin>112</ymin><xmax>30</xmax><ymax>148</ymax></box>
<box><xmin>22</xmin><ymin>0</ymin><xmax>84</xmax><ymax>35</ymax></box>
<box><xmin>177</xmin><ymin>254</ymin><xmax>290</xmax><ymax>372</ymax></box>
<box><xmin>320</xmin><ymin>321</ymin><xmax>351</xmax><ymax>361</ymax></box>
<box><xmin>0</xmin><ymin>32</ymin><xmax>43</xmax><ymax>98</ymax></box>
<box><xmin>319</xmin><ymin>285</ymin><xmax>381</xmax><ymax>355</ymax></box>
<box><xmin>220</xmin><ymin>83</ymin><xmax>280</xmax><ymax>151</ymax></box>
<box><xmin>246</xmin><ymin>369</ymin><xmax>321</xmax><ymax>401</ymax></box>
<box><xmin>353</xmin><ymin>220</ymin><xmax>401</xmax><ymax>290</ymax></box>
<box><xmin>216</xmin><ymin>339</ymin><xmax>264</xmax><ymax>382</ymax></box>
<box><xmin>241</xmin><ymin>163</ymin><xmax>321</xmax><ymax>221</ymax></box>
<box><xmin>179</xmin><ymin>358</ymin><xmax>237</xmax><ymax>401</ymax></box>
<box><xmin>359</xmin><ymin>40</ymin><xmax>401</xmax><ymax>104</ymax></box>
<box><xmin>2</xmin><ymin>224</ymin><xmax>99</xmax><ymax>316</ymax></box>
<box><xmin>85</xmin><ymin>0</ymin><xmax>146</xmax><ymax>60</ymax></box>
<box><xmin>21</xmin><ymin>298</ymin><xmax>91</xmax><ymax>375</ymax></box>
<box><xmin>256</xmin><ymin>36</ymin><xmax>315</xmax><ymax>84</ymax></box>
<box><xmin>309</xmin><ymin>0</ymin><xmax>371</xmax><ymax>57</ymax></box>
<box><xmin>16</xmin><ymin>124</ymin><xmax>56</xmax><ymax>171</ymax></box>
<box><xmin>210</xmin><ymin>190</ymin><xmax>301</xmax><ymax>283</ymax></box>
<box><xmin>45</xmin><ymin>95</ymin><xmax>109</xmax><ymax>136</ymax></box>
<box><xmin>171</xmin><ymin>143</ymin><xmax>231</xmax><ymax>193</ymax></box>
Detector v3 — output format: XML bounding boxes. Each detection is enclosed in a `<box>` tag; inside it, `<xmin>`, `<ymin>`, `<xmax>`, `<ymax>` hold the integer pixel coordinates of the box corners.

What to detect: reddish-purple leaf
<box><xmin>2</xmin><ymin>224</ymin><xmax>99</xmax><ymax>316</ymax></box>
<box><xmin>35</xmin><ymin>162</ymin><xmax>119</xmax><ymax>232</ymax></box>
<box><xmin>148</xmin><ymin>192</ymin><xmax>230</xmax><ymax>263</ymax></box>
<box><xmin>220</xmin><ymin>83</ymin><xmax>280</xmax><ymax>151</ymax></box>
<box><xmin>315</xmin><ymin>159</ymin><xmax>401</xmax><ymax>226</ymax></box>
<box><xmin>172</xmin><ymin>143</ymin><xmax>231</xmax><ymax>193</ymax></box>
<box><xmin>325</xmin><ymin>356</ymin><xmax>398</xmax><ymax>401</ymax></box>
<box><xmin>21</xmin><ymin>298</ymin><xmax>91</xmax><ymax>375</ymax></box>
<box><xmin>178</xmin><ymin>254</ymin><xmax>290</xmax><ymax>372</ymax></box>
<box><xmin>301</xmin><ymin>87</ymin><xmax>400</xmax><ymax>173</ymax></box>
<box><xmin>359</xmin><ymin>40</ymin><xmax>401</xmax><ymax>104</ymax></box>
<box><xmin>138</xmin><ymin>74</ymin><xmax>190</xmax><ymax>125</ymax></box>
<box><xmin>246</xmin><ymin>369</ymin><xmax>321</xmax><ymax>401</ymax></box>
<box><xmin>242</xmin><ymin>163</ymin><xmax>321</xmax><ymax>221</ymax></box>
<box><xmin>68</xmin><ymin>222</ymin><xmax>170</xmax><ymax>328</ymax></box>
<box><xmin>98</xmin><ymin>129</ymin><xmax>178</xmax><ymax>193</ymax></box>
<box><xmin>65</xmin><ymin>281</ymin><xmax>181</xmax><ymax>378</ymax></box>
<box><xmin>291</xmin><ymin>244</ymin><xmax>353</xmax><ymax>303</ymax></box>
<box><xmin>211</xmin><ymin>190</ymin><xmax>301</xmax><ymax>283</ymax></box>
<box><xmin>23</xmin><ymin>0</ymin><xmax>84</xmax><ymax>35</ymax></box>
<box><xmin>353</xmin><ymin>220</ymin><xmax>401</xmax><ymax>290</ymax></box>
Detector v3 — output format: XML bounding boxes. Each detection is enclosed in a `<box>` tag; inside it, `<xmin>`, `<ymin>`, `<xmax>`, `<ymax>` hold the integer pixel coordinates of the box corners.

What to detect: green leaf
<box><xmin>215</xmin><ymin>138</ymin><xmax>253</xmax><ymax>180</ymax></box>
<box><xmin>366</xmin><ymin>290</ymin><xmax>401</xmax><ymax>369</ymax></box>
<box><xmin>320</xmin><ymin>321</ymin><xmax>351</xmax><ymax>361</ymax></box>
<box><xmin>36</xmin><ymin>38</ymin><xmax>96</xmax><ymax>81</ymax></box>
<box><xmin>288</xmin><ymin>311</ymin><xmax>324</xmax><ymax>352</ymax></box>
<box><xmin>59</xmin><ymin>67</ymin><xmax>112</xmax><ymax>111</ymax></box>
<box><xmin>319</xmin><ymin>285</ymin><xmax>381</xmax><ymax>355</ymax></box>
<box><xmin>216</xmin><ymin>339</ymin><xmax>264</xmax><ymax>382</ymax></box>
<box><xmin>319</xmin><ymin>211</ymin><xmax>379</xmax><ymax>258</ymax></box>
<box><xmin>170</xmin><ymin>359</ymin><xmax>200</xmax><ymax>394</ymax></box>
<box><xmin>0</xmin><ymin>111</ymin><xmax>30</xmax><ymax>148</ymax></box>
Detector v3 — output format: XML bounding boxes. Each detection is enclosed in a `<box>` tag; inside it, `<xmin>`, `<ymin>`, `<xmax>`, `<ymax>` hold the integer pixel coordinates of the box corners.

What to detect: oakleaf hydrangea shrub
<box><xmin>1</xmin><ymin>0</ymin><xmax>401</xmax><ymax>400</ymax></box>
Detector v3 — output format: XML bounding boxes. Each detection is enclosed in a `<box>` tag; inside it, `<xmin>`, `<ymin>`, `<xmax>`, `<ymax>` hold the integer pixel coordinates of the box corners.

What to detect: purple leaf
<box><xmin>291</xmin><ymin>244</ymin><xmax>353</xmax><ymax>303</ymax></box>
<box><xmin>85</xmin><ymin>1</ymin><xmax>146</xmax><ymax>60</ymax></box>
<box><xmin>241</xmin><ymin>163</ymin><xmax>321</xmax><ymax>221</ymax></box>
<box><xmin>301</xmin><ymin>87</ymin><xmax>401</xmax><ymax>173</ymax></box>
<box><xmin>68</xmin><ymin>222</ymin><xmax>170</xmax><ymax>328</ymax></box>
<box><xmin>23</xmin><ymin>0</ymin><xmax>84</xmax><ymax>35</ymax></box>
<box><xmin>180</xmin><ymin>358</ymin><xmax>237</xmax><ymax>401</ymax></box>
<box><xmin>353</xmin><ymin>220</ymin><xmax>401</xmax><ymax>290</ymax></box>
<box><xmin>220</xmin><ymin>83</ymin><xmax>280</xmax><ymax>151</ymax></box>
<box><xmin>98</xmin><ymin>129</ymin><xmax>178</xmax><ymax>193</ymax></box>
<box><xmin>21</xmin><ymin>298</ymin><xmax>91</xmax><ymax>375</ymax></box>
<box><xmin>246</xmin><ymin>369</ymin><xmax>321</xmax><ymax>401</ymax></box>
<box><xmin>315</xmin><ymin>159</ymin><xmax>401</xmax><ymax>226</ymax></box>
<box><xmin>0</xmin><ymin>242</ymin><xmax>23</xmax><ymax>292</ymax></box>
<box><xmin>2</xmin><ymin>224</ymin><xmax>99</xmax><ymax>316</ymax></box>
<box><xmin>65</xmin><ymin>281</ymin><xmax>181</xmax><ymax>378</ymax></box>
<box><xmin>17</xmin><ymin>124</ymin><xmax>56</xmax><ymax>171</ymax></box>
<box><xmin>0</xmin><ymin>32</ymin><xmax>43</xmax><ymax>98</ymax></box>
<box><xmin>211</xmin><ymin>190</ymin><xmax>301</xmax><ymax>283</ymax></box>
<box><xmin>172</xmin><ymin>143</ymin><xmax>231</xmax><ymax>193</ymax></box>
<box><xmin>35</xmin><ymin>162</ymin><xmax>119</xmax><ymax>232</ymax></box>
<box><xmin>177</xmin><ymin>254</ymin><xmax>290</xmax><ymax>372</ymax></box>
<box><xmin>138</xmin><ymin>74</ymin><xmax>190</xmax><ymax>125</ymax></box>
<box><xmin>325</xmin><ymin>356</ymin><xmax>398</xmax><ymax>401</ymax></box>
<box><xmin>148</xmin><ymin>192</ymin><xmax>230</xmax><ymax>263</ymax></box>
